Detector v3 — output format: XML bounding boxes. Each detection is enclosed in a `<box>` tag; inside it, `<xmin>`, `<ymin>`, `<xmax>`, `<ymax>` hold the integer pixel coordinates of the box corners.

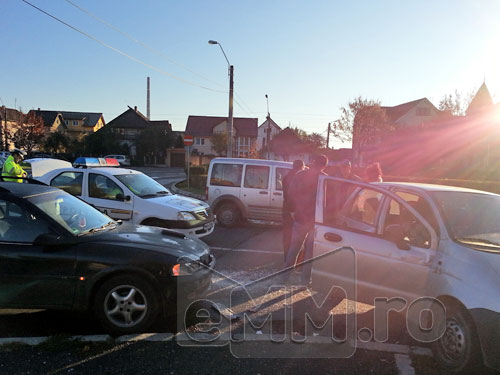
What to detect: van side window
<box><xmin>210</xmin><ymin>163</ymin><xmax>243</xmax><ymax>187</ymax></box>
<box><xmin>50</xmin><ymin>172</ymin><xmax>83</xmax><ymax>196</ymax></box>
<box><xmin>244</xmin><ymin>165</ymin><xmax>270</xmax><ymax>189</ymax></box>
<box><xmin>275</xmin><ymin>168</ymin><xmax>290</xmax><ymax>191</ymax></box>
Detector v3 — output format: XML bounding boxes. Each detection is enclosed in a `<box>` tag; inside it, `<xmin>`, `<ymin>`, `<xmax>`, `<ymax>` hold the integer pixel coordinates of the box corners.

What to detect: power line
<box><xmin>21</xmin><ymin>0</ymin><xmax>227</xmax><ymax>94</ymax></box>
<box><xmin>62</xmin><ymin>0</ymin><xmax>227</xmax><ymax>90</ymax></box>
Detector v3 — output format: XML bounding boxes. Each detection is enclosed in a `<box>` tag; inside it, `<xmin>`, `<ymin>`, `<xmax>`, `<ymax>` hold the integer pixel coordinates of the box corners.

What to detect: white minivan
<box><xmin>206</xmin><ymin>158</ymin><xmax>292</xmax><ymax>226</ymax></box>
<box><xmin>38</xmin><ymin>164</ymin><xmax>215</xmax><ymax>238</ymax></box>
<box><xmin>311</xmin><ymin>176</ymin><xmax>500</xmax><ymax>372</ymax></box>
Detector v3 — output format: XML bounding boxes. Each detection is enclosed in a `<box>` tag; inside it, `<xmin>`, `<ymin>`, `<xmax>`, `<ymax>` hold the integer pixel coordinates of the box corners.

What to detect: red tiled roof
<box><xmin>185</xmin><ymin>116</ymin><xmax>258</xmax><ymax>137</ymax></box>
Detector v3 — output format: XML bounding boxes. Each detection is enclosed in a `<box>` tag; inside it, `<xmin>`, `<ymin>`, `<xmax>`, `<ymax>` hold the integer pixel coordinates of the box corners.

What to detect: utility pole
<box><xmin>265</xmin><ymin>94</ymin><xmax>271</xmax><ymax>159</ymax></box>
<box><xmin>228</xmin><ymin>65</ymin><xmax>234</xmax><ymax>158</ymax></box>
<box><xmin>146</xmin><ymin>77</ymin><xmax>151</xmax><ymax>120</ymax></box>
<box><xmin>3</xmin><ymin>106</ymin><xmax>7</xmax><ymax>150</ymax></box>
<box><xmin>326</xmin><ymin>122</ymin><xmax>331</xmax><ymax>149</ymax></box>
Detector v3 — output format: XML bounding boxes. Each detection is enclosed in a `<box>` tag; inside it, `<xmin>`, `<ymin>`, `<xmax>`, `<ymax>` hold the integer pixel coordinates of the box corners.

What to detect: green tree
<box><xmin>83</xmin><ymin>127</ymin><xmax>124</xmax><ymax>156</ymax></box>
<box><xmin>211</xmin><ymin>132</ymin><xmax>228</xmax><ymax>156</ymax></box>
<box><xmin>44</xmin><ymin>131</ymin><xmax>70</xmax><ymax>153</ymax></box>
<box><xmin>136</xmin><ymin>126</ymin><xmax>175</xmax><ymax>162</ymax></box>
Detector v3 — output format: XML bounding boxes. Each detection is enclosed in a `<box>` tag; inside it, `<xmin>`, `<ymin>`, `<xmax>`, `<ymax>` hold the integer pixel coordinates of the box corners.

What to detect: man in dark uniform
<box><xmin>281</xmin><ymin>160</ymin><xmax>305</xmax><ymax>261</ymax></box>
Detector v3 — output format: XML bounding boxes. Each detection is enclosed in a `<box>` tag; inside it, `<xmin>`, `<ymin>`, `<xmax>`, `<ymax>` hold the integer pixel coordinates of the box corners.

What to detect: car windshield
<box><xmin>431</xmin><ymin>191</ymin><xmax>500</xmax><ymax>247</ymax></box>
<box><xmin>115</xmin><ymin>173</ymin><xmax>171</xmax><ymax>198</ymax></box>
<box><xmin>27</xmin><ymin>190</ymin><xmax>116</xmax><ymax>236</ymax></box>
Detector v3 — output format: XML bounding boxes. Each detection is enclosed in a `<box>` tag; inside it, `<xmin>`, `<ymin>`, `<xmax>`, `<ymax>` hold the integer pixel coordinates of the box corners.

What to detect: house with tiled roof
<box><xmin>27</xmin><ymin>108</ymin><xmax>105</xmax><ymax>140</ymax></box>
<box><xmin>185</xmin><ymin>115</ymin><xmax>258</xmax><ymax>157</ymax></box>
<box><xmin>106</xmin><ymin>106</ymin><xmax>172</xmax><ymax>157</ymax></box>
<box><xmin>381</xmin><ymin>98</ymin><xmax>441</xmax><ymax>128</ymax></box>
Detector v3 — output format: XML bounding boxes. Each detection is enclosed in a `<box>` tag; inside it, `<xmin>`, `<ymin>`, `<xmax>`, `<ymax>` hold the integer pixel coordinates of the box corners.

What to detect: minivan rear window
<box><xmin>210</xmin><ymin>163</ymin><xmax>243</xmax><ymax>187</ymax></box>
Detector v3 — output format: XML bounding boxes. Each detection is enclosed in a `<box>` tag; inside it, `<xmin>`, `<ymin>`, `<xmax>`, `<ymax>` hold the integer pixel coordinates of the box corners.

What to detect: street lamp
<box><xmin>209</xmin><ymin>40</ymin><xmax>234</xmax><ymax>158</ymax></box>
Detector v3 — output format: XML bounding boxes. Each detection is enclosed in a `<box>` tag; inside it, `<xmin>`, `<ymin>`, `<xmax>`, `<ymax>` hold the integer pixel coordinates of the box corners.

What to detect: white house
<box><xmin>258</xmin><ymin>116</ymin><xmax>282</xmax><ymax>153</ymax></box>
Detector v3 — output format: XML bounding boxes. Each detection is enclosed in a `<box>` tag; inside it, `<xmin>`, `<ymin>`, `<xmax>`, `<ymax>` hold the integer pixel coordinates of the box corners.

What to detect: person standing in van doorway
<box><xmin>282</xmin><ymin>160</ymin><xmax>305</xmax><ymax>261</ymax></box>
<box><xmin>284</xmin><ymin>155</ymin><xmax>328</xmax><ymax>285</ymax></box>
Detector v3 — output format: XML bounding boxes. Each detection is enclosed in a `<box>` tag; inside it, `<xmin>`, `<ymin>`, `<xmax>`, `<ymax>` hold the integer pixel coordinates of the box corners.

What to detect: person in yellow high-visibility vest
<box><xmin>2</xmin><ymin>148</ymin><xmax>27</xmax><ymax>182</ymax></box>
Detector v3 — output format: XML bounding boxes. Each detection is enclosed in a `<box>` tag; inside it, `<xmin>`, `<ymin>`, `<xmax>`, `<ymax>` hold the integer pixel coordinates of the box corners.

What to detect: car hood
<box><xmin>84</xmin><ymin>222</ymin><xmax>210</xmax><ymax>260</ymax></box>
<box><xmin>146</xmin><ymin>194</ymin><xmax>208</xmax><ymax>212</ymax></box>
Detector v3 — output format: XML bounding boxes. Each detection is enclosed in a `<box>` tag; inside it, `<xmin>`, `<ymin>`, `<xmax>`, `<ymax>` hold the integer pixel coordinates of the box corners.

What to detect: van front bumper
<box><xmin>470</xmin><ymin>308</ymin><xmax>500</xmax><ymax>370</ymax></box>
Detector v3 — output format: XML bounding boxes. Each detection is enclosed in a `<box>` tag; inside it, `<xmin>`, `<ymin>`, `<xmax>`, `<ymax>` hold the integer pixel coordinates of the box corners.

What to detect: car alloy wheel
<box><xmin>95</xmin><ymin>275</ymin><xmax>159</xmax><ymax>335</ymax></box>
<box><xmin>104</xmin><ymin>284</ymin><xmax>147</xmax><ymax>328</ymax></box>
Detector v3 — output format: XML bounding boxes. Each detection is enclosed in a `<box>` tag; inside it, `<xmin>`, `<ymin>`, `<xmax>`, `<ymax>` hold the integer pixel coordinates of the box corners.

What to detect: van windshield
<box><xmin>115</xmin><ymin>173</ymin><xmax>171</xmax><ymax>198</ymax></box>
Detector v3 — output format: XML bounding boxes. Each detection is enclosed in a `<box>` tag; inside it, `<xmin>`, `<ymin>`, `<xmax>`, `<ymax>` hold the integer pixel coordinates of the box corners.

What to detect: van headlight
<box><xmin>177</xmin><ymin>211</ymin><xmax>196</xmax><ymax>221</ymax></box>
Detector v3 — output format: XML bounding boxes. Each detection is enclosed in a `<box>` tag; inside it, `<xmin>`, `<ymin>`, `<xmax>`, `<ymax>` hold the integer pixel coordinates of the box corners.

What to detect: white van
<box><xmin>206</xmin><ymin>158</ymin><xmax>292</xmax><ymax>226</ymax></box>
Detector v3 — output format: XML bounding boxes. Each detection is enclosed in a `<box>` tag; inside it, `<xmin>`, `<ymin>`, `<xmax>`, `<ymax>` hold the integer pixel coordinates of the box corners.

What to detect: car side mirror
<box><xmin>385</xmin><ymin>224</ymin><xmax>411</xmax><ymax>251</ymax></box>
<box><xmin>34</xmin><ymin>233</ymin><xmax>77</xmax><ymax>249</ymax></box>
<box><xmin>115</xmin><ymin>194</ymin><xmax>131</xmax><ymax>202</ymax></box>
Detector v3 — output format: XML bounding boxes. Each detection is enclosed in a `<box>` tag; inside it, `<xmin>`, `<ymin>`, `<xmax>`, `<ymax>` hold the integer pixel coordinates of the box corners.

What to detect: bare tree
<box><xmin>12</xmin><ymin>112</ymin><xmax>45</xmax><ymax>154</ymax></box>
<box><xmin>331</xmin><ymin>96</ymin><xmax>392</xmax><ymax>163</ymax></box>
<box><xmin>438</xmin><ymin>89</ymin><xmax>475</xmax><ymax>116</ymax></box>
<box><xmin>211</xmin><ymin>132</ymin><xmax>228</xmax><ymax>156</ymax></box>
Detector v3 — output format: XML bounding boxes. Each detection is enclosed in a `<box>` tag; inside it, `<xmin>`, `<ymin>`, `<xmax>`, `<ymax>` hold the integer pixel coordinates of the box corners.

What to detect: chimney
<box><xmin>134</xmin><ymin>106</ymin><xmax>137</xmax><ymax>112</ymax></box>
<box><xmin>38</xmin><ymin>108</ymin><xmax>40</xmax><ymax>111</ymax></box>
<box><xmin>147</xmin><ymin>77</ymin><xmax>150</xmax><ymax>120</ymax></box>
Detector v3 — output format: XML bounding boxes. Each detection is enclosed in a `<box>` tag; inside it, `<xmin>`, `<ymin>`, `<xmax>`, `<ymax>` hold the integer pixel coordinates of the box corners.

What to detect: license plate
<box><xmin>204</xmin><ymin>222</ymin><xmax>213</xmax><ymax>230</ymax></box>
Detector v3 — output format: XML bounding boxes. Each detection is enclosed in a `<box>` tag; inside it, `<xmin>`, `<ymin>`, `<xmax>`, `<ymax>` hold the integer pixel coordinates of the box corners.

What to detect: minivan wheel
<box><xmin>216</xmin><ymin>203</ymin><xmax>241</xmax><ymax>227</ymax></box>
<box><xmin>432</xmin><ymin>306</ymin><xmax>481</xmax><ymax>373</ymax></box>
<box><xmin>94</xmin><ymin>275</ymin><xmax>159</xmax><ymax>336</ymax></box>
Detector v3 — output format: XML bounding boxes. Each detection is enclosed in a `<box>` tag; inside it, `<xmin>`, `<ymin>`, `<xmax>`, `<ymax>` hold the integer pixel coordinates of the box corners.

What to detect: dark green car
<box><xmin>0</xmin><ymin>181</ymin><xmax>214</xmax><ymax>335</ymax></box>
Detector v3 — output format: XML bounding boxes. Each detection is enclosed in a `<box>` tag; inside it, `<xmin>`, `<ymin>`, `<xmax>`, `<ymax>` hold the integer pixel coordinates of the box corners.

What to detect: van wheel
<box><xmin>94</xmin><ymin>275</ymin><xmax>159</xmax><ymax>336</ymax></box>
<box><xmin>216</xmin><ymin>203</ymin><xmax>241</xmax><ymax>227</ymax></box>
<box><xmin>432</xmin><ymin>305</ymin><xmax>482</xmax><ymax>373</ymax></box>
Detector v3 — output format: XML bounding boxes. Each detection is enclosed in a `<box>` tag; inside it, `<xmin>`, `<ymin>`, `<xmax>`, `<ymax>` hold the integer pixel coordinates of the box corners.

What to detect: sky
<box><xmin>2</xmin><ymin>0</ymin><xmax>500</xmax><ymax>148</ymax></box>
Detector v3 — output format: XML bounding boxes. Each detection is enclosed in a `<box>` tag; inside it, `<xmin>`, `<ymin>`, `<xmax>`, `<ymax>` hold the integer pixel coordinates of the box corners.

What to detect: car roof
<box><xmin>376</xmin><ymin>181</ymin><xmax>498</xmax><ymax>195</ymax></box>
<box><xmin>50</xmin><ymin>167</ymin><xmax>140</xmax><ymax>176</ymax></box>
<box><xmin>211</xmin><ymin>157</ymin><xmax>292</xmax><ymax>167</ymax></box>
<box><xmin>0</xmin><ymin>182</ymin><xmax>61</xmax><ymax>198</ymax></box>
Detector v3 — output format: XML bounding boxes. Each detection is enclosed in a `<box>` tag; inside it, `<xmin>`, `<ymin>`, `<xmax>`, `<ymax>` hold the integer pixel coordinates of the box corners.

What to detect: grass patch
<box><xmin>176</xmin><ymin>180</ymin><xmax>205</xmax><ymax>196</ymax></box>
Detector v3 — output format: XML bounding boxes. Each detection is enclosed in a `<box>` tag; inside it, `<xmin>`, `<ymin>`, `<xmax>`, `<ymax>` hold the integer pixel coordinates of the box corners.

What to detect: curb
<box><xmin>170</xmin><ymin>180</ymin><xmax>205</xmax><ymax>201</ymax></box>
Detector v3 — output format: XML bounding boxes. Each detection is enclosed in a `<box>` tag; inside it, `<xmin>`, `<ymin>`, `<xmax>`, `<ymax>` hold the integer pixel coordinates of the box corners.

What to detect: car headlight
<box><xmin>177</xmin><ymin>211</ymin><xmax>196</xmax><ymax>221</ymax></box>
<box><xmin>171</xmin><ymin>260</ymin><xmax>201</xmax><ymax>276</ymax></box>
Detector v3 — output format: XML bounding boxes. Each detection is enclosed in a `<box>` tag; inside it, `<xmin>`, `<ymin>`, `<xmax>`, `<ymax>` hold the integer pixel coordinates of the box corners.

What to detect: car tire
<box><xmin>431</xmin><ymin>305</ymin><xmax>482</xmax><ymax>373</ymax></box>
<box><xmin>216</xmin><ymin>203</ymin><xmax>241</xmax><ymax>227</ymax></box>
<box><xmin>94</xmin><ymin>275</ymin><xmax>160</xmax><ymax>336</ymax></box>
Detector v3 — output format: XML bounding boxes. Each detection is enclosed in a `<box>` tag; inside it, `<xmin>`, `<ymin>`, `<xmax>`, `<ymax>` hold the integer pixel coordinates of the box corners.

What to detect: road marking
<box><xmin>394</xmin><ymin>353</ymin><xmax>416</xmax><ymax>375</ymax></box>
<box><xmin>210</xmin><ymin>246</ymin><xmax>281</xmax><ymax>255</ymax></box>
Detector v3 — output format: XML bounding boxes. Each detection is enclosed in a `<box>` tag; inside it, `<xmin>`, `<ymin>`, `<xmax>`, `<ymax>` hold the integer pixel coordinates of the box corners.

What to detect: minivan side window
<box><xmin>244</xmin><ymin>165</ymin><xmax>270</xmax><ymax>189</ymax></box>
<box><xmin>275</xmin><ymin>167</ymin><xmax>291</xmax><ymax>191</ymax></box>
<box><xmin>50</xmin><ymin>172</ymin><xmax>83</xmax><ymax>196</ymax></box>
<box><xmin>210</xmin><ymin>163</ymin><xmax>243</xmax><ymax>187</ymax></box>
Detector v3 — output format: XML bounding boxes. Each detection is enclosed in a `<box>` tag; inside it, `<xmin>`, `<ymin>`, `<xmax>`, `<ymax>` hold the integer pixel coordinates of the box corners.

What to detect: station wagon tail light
<box><xmin>172</xmin><ymin>264</ymin><xmax>180</xmax><ymax>276</ymax></box>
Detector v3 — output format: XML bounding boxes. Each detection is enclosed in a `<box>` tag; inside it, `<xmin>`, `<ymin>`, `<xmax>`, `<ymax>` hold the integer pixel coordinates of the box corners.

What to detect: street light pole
<box><xmin>265</xmin><ymin>94</ymin><xmax>271</xmax><ymax>159</ymax></box>
<box><xmin>209</xmin><ymin>40</ymin><xmax>233</xmax><ymax>157</ymax></box>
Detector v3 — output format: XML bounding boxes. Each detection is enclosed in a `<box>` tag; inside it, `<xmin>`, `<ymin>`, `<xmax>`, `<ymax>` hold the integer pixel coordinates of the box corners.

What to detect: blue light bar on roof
<box><xmin>73</xmin><ymin>157</ymin><xmax>119</xmax><ymax>168</ymax></box>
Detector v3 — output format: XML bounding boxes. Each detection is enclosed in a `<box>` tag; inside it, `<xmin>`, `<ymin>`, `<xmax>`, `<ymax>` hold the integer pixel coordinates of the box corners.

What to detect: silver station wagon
<box><xmin>311</xmin><ymin>177</ymin><xmax>500</xmax><ymax>372</ymax></box>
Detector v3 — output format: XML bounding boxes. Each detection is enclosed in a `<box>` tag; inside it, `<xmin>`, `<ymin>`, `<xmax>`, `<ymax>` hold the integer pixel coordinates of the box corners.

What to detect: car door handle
<box><xmin>324</xmin><ymin>232</ymin><xmax>343</xmax><ymax>242</ymax></box>
<box><xmin>259</xmin><ymin>191</ymin><xmax>269</xmax><ymax>195</ymax></box>
<box><xmin>273</xmin><ymin>192</ymin><xmax>282</xmax><ymax>196</ymax></box>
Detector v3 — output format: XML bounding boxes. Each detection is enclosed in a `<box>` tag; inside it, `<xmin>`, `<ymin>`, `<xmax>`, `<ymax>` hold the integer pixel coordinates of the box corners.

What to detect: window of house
<box><xmin>64</xmin><ymin>120</ymin><xmax>69</xmax><ymax>125</ymax></box>
<box><xmin>88</xmin><ymin>174</ymin><xmax>124</xmax><ymax>200</ymax></box>
<box><xmin>72</xmin><ymin>120</ymin><xmax>78</xmax><ymax>126</ymax></box>
<box><xmin>244</xmin><ymin>165</ymin><xmax>269</xmax><ymax>189</ymax></box>
<box><xmin>416</xmin><ymin>107</ymin><xmax>431</xmax><ymax>116</ymax></box>
<box><xmin>195</xmin><ymin>137</ymin><xmax>205</xmax><ymax>145</ymax></box>
<box><xmin>210</xmin><ymin>163</ymin><xmax>243</xmax><ymax>187</ymax></box>
<box><xmin>50</xmin><ymin>172</ymin><xmax>83</xmax><ymax>196</ymax></box>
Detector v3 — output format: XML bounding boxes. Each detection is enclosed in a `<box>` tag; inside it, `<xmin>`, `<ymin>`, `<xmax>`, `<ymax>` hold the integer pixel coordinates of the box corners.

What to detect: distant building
<box><xmin>185</xmin><ymin>115</ymin><xmax>258</xmax><ymax>157</ymax></box>
<box><xmin>28</xmin><ymin>109</ymin><xmax>105</xmax><ymax>140</ymax></box>
<box><xmin>258</xmin><ymin>116</ymin><xmax>282</xmax><ymax>153</ymax></box>
<box><xmin>106</xmin><ymin>106</ymin><xmax>171</xmax><ymax>158</ymax></box>
<box><xmin>466</xmin><ymin>81</ymin><xmax>494</xmax><ymax>116</ymax></box>
<box><xmin>381</xmin><ymin>98</ymin><xmax>441</xmax><ymax>129</ymax></box>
